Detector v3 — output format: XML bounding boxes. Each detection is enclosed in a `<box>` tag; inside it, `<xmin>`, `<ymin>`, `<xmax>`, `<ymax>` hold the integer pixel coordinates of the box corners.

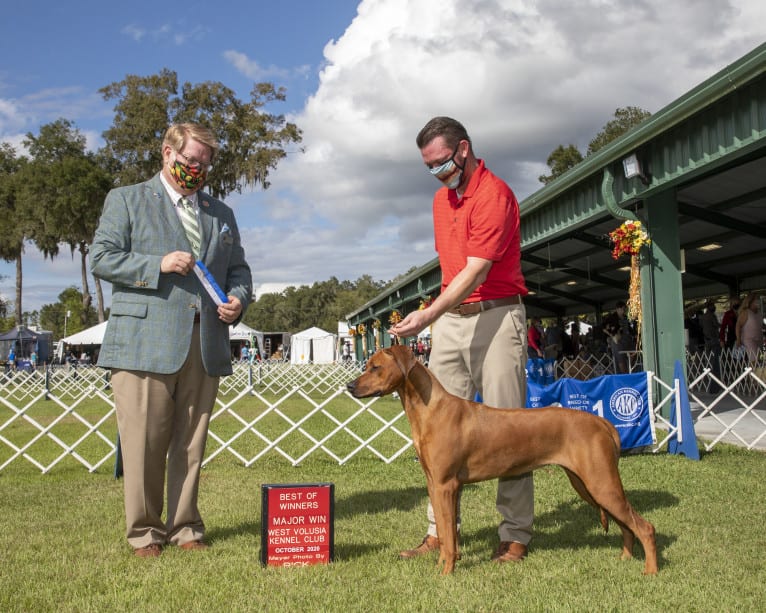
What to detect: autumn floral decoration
<box><xmin>608</xmin><ymin>219</ymin><xmax>651</xmax><ymax>343</ymax></box>
<box><xmin>608</xmin><ymin>220</ymin><xmax>651</xmax><ymax>260</ymax></box>
<box><xmin>418</xmin><ymin>296</ymin><xmax>433</xmax><ymax>310</ymax></box>
<box><xmin>388</xmin><ymin>310</ymin><xmax>402</xmax><ymax>325</ymax></box>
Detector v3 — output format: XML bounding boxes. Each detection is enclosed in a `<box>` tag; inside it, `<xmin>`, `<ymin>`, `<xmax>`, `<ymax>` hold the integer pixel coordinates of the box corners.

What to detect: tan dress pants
<box><xmin>424</xmin><ymin>303</ymin><xmax>534</xmax><ymax>545</ymax></box>
<box><xmin>112</xmin><ymin>323</ymin><xmax>219</xmax><ymax>549</ymax></box>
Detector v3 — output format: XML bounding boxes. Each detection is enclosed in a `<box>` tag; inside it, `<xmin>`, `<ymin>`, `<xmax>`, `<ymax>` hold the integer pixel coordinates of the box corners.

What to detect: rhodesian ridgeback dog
<box><xmin>347</xmin><ymin>345</ymin><xmax>658</xmax><ymax>576</ymax></box>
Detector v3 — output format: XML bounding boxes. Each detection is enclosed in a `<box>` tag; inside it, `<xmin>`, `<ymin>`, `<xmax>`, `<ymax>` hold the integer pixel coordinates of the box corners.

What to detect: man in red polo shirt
<box><xmin>390</xmin><ymin>116</ymin><xmax>532</xmax><ymax>564</ymax></box>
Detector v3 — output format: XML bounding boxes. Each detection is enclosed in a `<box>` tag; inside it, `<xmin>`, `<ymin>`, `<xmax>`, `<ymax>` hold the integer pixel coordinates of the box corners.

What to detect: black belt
<box><xmin>449</xmin><ymin>295</ymin><xmax>522</xmax><ymax>316</ymax></box>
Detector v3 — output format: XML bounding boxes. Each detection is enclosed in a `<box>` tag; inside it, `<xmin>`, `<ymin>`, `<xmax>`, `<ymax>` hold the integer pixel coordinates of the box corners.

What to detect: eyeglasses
<box><xmin>175</xmin><ymin>150</ymin><xmax>213</xmax><ymax>172</ymax></box>
<box><xmin>428</xmin><ymin>142</ymin><xmax>462</xmax><ymax>178</ymax></box>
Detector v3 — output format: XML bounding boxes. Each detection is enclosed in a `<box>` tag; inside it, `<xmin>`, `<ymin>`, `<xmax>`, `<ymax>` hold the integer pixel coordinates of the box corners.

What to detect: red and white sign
<box><xmin>260</xmin><ymin>483</ymin><xmax>334</xmax><ymax>567</ymax></box>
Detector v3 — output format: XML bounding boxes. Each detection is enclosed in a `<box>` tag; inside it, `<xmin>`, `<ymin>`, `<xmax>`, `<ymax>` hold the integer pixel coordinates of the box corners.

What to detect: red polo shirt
<box><xmin>433</xmin><ymin>160</ymin><xmax>527</xmax><ymax>302</ymax></box>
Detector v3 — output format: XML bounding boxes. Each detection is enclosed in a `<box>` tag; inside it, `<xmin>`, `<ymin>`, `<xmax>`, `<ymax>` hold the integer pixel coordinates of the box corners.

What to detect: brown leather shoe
<box><xmin>399</xmin><ymin>535</ymin><xmax>440</xmax><ymax>559</ymax></box>
<box><xmin>134</xmin><ymin>543</ymin><xmax>162</xmax><ymax>558</ymax></box>
<box><xmin>491</xmin><ymin>541</ymin><xmax>528</xmax><ymax>562</ymax></box>
<box><xmin>179</xmin><ymin>540</ymin><xmax>209</xmax><ymax>551</ymax></box>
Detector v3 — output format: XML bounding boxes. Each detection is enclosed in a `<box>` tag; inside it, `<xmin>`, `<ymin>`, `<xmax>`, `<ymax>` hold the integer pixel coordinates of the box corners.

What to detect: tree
<box><xmin>242</xmin><ymin>275</ymin><xmax>392</xmax><ymax>334</ymax></box>
<box><xmin>538</xmin><ymin>107</ymin><xmax>651</xmax><ymax>184</ymax></box>
<box><xmin>538</xmin><ymin>144</ymin><xmax>584</xmax><ymax>185</ymax></box>
<box><xmin>17</xmin><ymin>119</ymin><xmax>113</xmax><ymax>324</ymax></box>
<box><xmin>0</xmin><ymin>143</ymin><xmax>26</xmax><ymax>325</ymax></box>
<box><xmin>100</xmin><ymin>70</ymin><xmax>303</xmax><ymax>198</ymax></box>
<box><xmin>39</xmin><ymin>286</ymin><xmax>99</xmax><ymax>339</ymax></box>
<box><xmin>586</xmin><ymin>106</ymin><xmax>652</xmax><ymax>156</ymax></box>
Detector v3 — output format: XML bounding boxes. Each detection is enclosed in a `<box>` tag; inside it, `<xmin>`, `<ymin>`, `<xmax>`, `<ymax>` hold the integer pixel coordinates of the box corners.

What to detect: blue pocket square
<box><xmin>220</xmin><ymin>223</ymin><xmax>234</xmax><ymax>245</ymax></box>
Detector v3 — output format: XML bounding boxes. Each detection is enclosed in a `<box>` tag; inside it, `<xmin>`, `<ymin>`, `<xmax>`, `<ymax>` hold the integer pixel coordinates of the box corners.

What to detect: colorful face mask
<box><xmin>170</xmin><ymin>157</ymin><xmax>208</xmax><ymax>190</ymax></box>
<box><xmin>428</xmin><ymin>143</ymin><xmax>464</xmax><ymax>189</ymax></box>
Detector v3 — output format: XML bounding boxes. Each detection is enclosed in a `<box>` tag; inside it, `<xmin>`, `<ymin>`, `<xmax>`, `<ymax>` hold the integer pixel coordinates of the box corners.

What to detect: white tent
<box><xmin>228</xmin><ymin>322</ymin><xmax>265</xmax><ymax>356</ymax></box>
<box><xmin>62</xmin><ymin>320</ymin><xmax>265</xmax><ymax>354</ymax></box>
<box><xmin>290</xmin><ymin>326</ymin><xmax>336</xmax><ymax>364</ymax></box>
<box><xmin>61</xmin><ymin>321</ymin><xmax>109</xmax><ymax>345</ymax></box>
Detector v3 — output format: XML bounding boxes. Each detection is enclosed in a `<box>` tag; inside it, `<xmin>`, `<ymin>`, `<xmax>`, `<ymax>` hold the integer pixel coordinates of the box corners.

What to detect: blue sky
<box><xmin>1</xmin><ymin>0</ymin><xmax>764</xmax><ymax>315</ymax></box>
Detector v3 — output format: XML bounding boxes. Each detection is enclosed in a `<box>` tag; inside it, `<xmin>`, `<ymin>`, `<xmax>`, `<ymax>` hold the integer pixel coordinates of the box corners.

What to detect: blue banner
<box><xmin>526</xmin><ymin>373</ymin><xmax>654</xmax><ymax>450</ymax></box>
<box><xmin>526</xmin><ymin>358</ymin><xmax>556</xmax><ymax>385</ymax></box>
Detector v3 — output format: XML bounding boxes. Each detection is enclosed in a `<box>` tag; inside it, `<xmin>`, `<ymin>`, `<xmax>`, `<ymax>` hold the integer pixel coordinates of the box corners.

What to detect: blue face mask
<box><xmin>429</xmin><ymin>143</ymin><xmax>464</xmax><ymax>189</ymax></box>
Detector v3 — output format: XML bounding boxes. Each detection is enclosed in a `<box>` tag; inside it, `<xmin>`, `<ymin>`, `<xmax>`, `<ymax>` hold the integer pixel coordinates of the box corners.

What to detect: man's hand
<box><xmin>389</xmin><ymin>309</ymin><xmax>433</xmax><ymax>339</ymax></box>
<box><xmin>161</xmin><ymin>251</ymin><xmax>196</xmax><ymax>275</ymax></box>
<box><xmin>218</xmin><ymin>296</ymin><xmax>243</xmax><ymax>324</ymax></box>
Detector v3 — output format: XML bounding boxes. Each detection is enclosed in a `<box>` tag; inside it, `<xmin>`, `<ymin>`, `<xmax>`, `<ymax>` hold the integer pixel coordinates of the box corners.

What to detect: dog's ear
<box><xmin>389</xmin><ymin>344</ymin><xmax>417</xmax><ymax>379</ymax></box>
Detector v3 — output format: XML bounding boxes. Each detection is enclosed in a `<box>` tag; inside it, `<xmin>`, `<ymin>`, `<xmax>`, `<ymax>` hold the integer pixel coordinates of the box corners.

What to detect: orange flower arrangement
<box><xmin>372</xmin><ymin>319</ymin><xmax>381</xmax><ymax>330</ymax></box>
<box><xmin>388</xmin><ymin>310</ymin><xmax>402</xmax><ymax>325</ymax></box>
<box><xmin>609</xmin><ymin>220</ymin><xmax>650</xmax><ymax>260</ymax></box>
<box><xmin>608</xmin><ymin>220</ymin><xmax>650</xmax><ymax>347</ymax></box>
<box><xmin>418</xmin><ymin>296</ymin><xmax>433</xmax><ymax>310</ymax></box>
<box><xmin>357</xmin><ymin>323</ymin><xmax>366</xmax><ymax>335</ymax></box>
<box><xmin>348</xmin><ymin>327</ymin><xmax>356</xmax><ymax>336</ymax></box>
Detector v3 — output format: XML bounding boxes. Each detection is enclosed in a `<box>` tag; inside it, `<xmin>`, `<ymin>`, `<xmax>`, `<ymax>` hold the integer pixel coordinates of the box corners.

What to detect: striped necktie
<box><xmin>178</xmin><ymin>197</ymin><xmax>201</xmax><ymax>258</ymax></box>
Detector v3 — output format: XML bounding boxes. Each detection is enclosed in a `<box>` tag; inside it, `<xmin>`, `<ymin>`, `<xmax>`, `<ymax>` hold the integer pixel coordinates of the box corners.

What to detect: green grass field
<box><xmin>1</xmin><ymin>435</ymin><xmax>765</xmax><ymax>612</ymax></box>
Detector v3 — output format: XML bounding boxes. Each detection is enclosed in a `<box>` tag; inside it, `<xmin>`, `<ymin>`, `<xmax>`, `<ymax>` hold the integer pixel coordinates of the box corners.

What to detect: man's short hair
<box><xmin>416</xmin><ymin>116</ymin><xmax>472</xmax><ymax>150</ymax></box>
<box><xmin>163</xmin><ymin>123</ymin><xmax>220</xmax><ymax>161</ymax></box>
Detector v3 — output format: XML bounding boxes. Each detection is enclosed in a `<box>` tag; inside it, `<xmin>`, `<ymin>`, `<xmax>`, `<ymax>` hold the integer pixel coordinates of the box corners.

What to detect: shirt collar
<box><xmin>159</xmin><ymin>172</ymin><xmax>198</xmax><ymax>208</ymax></box>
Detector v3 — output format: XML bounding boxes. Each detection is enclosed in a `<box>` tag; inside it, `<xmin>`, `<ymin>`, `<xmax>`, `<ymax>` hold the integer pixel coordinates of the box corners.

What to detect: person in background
<box><xmin>527</xmin><ymin>316</ymin><xmax>544</xmax><ymax>359</ymax></box>
<box><xmin>701</xmin><ymin>302</ymin><xmax>719</xmax><ymax>352</ymax></box>
<box><xmin>543</xmin><ymin>318</ymin><xmax>564</xmax><ymax>360</ymax></box>
<box><xmin>701</xmin><ymin>301</ymin><xmax>721</xmax><ymax>392</ymax></box>
<box><xmin>603</xmin><ymin>301</ymin><xmax>634</xmax><ymax>374</ymax></box>
<box><xmin>390</xmin><ymin>116</ymin><xmax>532</xmax><ymax>565</ymax></box>
<box><xmin>91</xmin><ymin>122</ymin><xmax>252</xmax><ymax>559</ymax></box>
<box><xmin>735</xmin><ymin>292</ymin><xmax>763</xmax><ymax>364</ymax></box>
<box><xmin>719</xmin><ymin>296</ymin><xmax>740</xmax><ymax>350</ymax></box>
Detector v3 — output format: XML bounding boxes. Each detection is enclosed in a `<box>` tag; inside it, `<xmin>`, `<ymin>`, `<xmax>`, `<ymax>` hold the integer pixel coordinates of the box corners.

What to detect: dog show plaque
<box><xmin>260</xmin><ymin>483</ymin><xmax>334</xmax><ymax>567</ymax></box>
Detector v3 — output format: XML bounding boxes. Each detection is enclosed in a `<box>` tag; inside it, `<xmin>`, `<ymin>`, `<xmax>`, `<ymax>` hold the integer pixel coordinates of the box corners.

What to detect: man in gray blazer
<box><xmin>91</xmin><ymin>123</ymin><xmax>252</xmax><ymax>558</ymax></box>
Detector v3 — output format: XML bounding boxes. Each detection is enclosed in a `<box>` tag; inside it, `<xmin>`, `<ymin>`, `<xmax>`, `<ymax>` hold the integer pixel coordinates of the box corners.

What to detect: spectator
<box><xmin>603</xmin><ymin>301</ymin><xmax>634</xmax><ymax>373</ymax></box>
<box><xmin>719</xmin><ymin>296</ymin><xmax>740</xmax><ymax>350</ymax></box>
<box><xmin>701</xmin><ymin>302</ymin><xmax>719</xmax><ymax>352</ymax></box>
<box><xmin>736</xmin><ymin>292</ymin><xmax>763</xmax><ymax>364</ymax></box>
<box><xmin>543</xmin><ymin>319</ymin><xmax>564</xmax><ymax>360</ymax></box>
<box><xmin>527</xmin><ymin>317</ymin><xmax>544</xmax><ymax>359</ymax></box>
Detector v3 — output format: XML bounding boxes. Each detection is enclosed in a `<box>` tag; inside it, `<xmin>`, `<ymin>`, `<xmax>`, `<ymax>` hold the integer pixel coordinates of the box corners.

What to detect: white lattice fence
<box><xmin>2</xmin><ymin>359</ymin><xmax>764</xmax><ymax>474</ymax></box>
<box><xmin>0</xmin><ymin>362</ymin><xmax>413</xmax><ymax>474</ymax></box>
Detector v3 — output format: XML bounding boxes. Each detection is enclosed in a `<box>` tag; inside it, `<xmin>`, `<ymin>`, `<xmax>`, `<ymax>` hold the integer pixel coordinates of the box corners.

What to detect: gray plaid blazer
<box><xmin>90</xmin><ymin>173</ymin><xmax>252</xmax><ymax>376</ymax></box>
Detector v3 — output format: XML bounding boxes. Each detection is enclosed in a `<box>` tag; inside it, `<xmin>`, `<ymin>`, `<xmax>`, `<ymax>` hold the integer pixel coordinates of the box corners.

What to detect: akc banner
<box><xmin>526</xmin><ymin>373</ymin><xmax>655</xmax><ymax>450</ymax></box>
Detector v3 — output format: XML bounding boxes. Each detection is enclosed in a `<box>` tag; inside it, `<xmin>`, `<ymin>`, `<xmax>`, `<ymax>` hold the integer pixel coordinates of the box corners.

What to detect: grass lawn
<box><xmin>1</xmin><ymin>440</ymin><xmax>765</xmax><ymax>612</ymax></box>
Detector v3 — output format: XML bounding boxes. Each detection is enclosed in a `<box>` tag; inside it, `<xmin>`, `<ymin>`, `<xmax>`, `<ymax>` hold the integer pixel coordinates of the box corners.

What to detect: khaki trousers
<box><xmin>112</xmin><ymin>323</ymin><xmax>219</xmax><ymax>549</ymax></box>
<box><xmin>424</xmin><ymin>303</ymin><xmax>534</xmax><ymax>545</ymax></box>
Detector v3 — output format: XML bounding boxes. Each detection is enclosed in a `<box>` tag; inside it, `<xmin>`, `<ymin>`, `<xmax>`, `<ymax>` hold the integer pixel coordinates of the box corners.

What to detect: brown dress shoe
<box><xmin>179</xmin><ymin>540</ymin><xmax>209</xmax><ymax>551</ymax></box>
<box><xmin>491</xmin><ymin>541</ymin><xmax>528</xmax><ymax>562</ymax></box>
<box><xmin>399</xmin><ymin>535</ymin><xmax>440</xmax><ymax>559</ymax></box>
<box><xmin>134</xmin><ymin>543</ymin><xmax>162</xmax><ymax>558</ymax></box>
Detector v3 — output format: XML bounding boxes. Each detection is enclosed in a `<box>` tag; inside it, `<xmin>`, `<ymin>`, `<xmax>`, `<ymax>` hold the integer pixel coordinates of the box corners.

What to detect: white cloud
<box><xmin>248</xmin><ymin>0</ymin><xmax>766</xmax><ymax>292</ymax></box>
<box><xmin>120</xmin><ymin>24</ymin><xmax>146</xmax><ymax>42</ymax></box>
<box><xmin>223</xmin><ymin>50</ymin><xmax>309</xmax><ymax>82</ymax></box>
<box><xmin>5</xmin><ymin>0</ymin><xmax>766</xmax><ymax>314</ymax></box>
